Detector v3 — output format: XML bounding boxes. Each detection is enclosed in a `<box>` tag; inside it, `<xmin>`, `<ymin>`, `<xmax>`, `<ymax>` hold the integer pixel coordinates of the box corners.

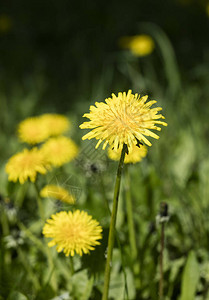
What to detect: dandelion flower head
<box><xmin>108</xmin><ymin>144</ymin><xmax>147</xmax><ymax>164</ymax></box>
<box><xmin>40</xmin><ymin>114</ymin><xmax>70</xmax><ymax>137</ymax></box>
<box><xmin>43</xmin><ymin>210</ymin><xmax>103</xmax><ymax>256</ymax></box>
<box><xmin>120</xmin><ymin>34</ymin><xmax>154</xmax><ymax>57</ymax></box>
<box><xmin>5</xmin><ymin>148</ymin><xmax>50</xmax><ymax>184</ymax></box>
<box><xmin>18</xmin><ymin>114</ymin><xmax>70</xmax><ymax>145</ymax></box>
<box><xmin>41</xmin><ymin>136</ymin><xmax>78</xmax><ymax>167</ymax></box>
<box><xmin>40</xmin><ymin>184</ymin><xmax>75</xmax><ymax>204</ymax></box>
<box><xmin>80</xmin><ymin>90</ymin><xmax>167</xmax><ymax>154</ymax></box>
<box><xmin>18</xmin><ymin>117</ymin><xmax>50</xmax><ymax>144</ymax></box>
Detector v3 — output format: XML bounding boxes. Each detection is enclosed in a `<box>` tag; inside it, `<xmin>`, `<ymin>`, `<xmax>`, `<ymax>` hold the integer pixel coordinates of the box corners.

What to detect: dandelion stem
<box><xmin>124</xmin><ymin>165</ymin><xmax>137</xmax><ymax>261</ymax></box>
<box><xmin>102</xmin><ymin>144</ymin><xmax>127</xmax><ymax>300</ymax></box>
<box><xmin>34</xmin><ymin>182</ymin><xmax>45</xmax><ymax>221</ymax></box>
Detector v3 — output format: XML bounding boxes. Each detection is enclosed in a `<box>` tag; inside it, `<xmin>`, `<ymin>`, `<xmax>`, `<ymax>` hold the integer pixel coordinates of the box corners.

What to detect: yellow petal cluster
<box><xmin>43</xmin><ymin>210</ymin><xmax>103</xmax><ymax>256</ymax></box>
<box><xmin>18</xmin><ymin>114</ymin><xmax>70</xmax><ymax>144</ymax></box>
<box><xmin>108</xmin><ymin>144</ymin><xmax>147</xmax><ymax>164</ymax></box>
<box><xmin>5</xmin><ymin>148</ymin><xmax>50</xmax><ymax>184</ymax></box>
<box><xmin>41</xmin><ymin>136</ymin><xmax>78</xmax><ymax>167</ymax></box>
<box><xmin>120</xmin><ymin>34</ymin><xmax>154</xmax><ymax>56</ymax></box>
<box><xmin>40</xmin><ymin>184</ymin><xmax>75</xmax><ymax>204</ymax></box>
<box><xmin>40</xmin><ymin>114</ymin><xmax>70</xmax><ymax>137</ymax></box>
<box><xmin>80</xmin><ymin>90</ymin><xmax>167</xmax><ymax>154</ymax></box>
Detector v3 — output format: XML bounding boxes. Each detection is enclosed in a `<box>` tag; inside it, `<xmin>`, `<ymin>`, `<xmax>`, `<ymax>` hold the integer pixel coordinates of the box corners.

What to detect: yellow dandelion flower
<box><xmin>40</xmin><ymin>114</ymin><xmax>70</xmax><ymax>137</ymax></box>
<box><xmin>41</xmin><ymin>136</ymin><xmax>78</xmax><ymax>167</ymax></box>
<box><xmin>80</xmin><ymin>90</ymin><xmax>167</xmax><ymax>154</ymax></box>
<box><xmin>18</xmin><ymin>117</ymin><xmax>50</xmax><ymax>144</ymax></box>
<box><xmin>43</xmin><ymin>210</ymin><xmax>103</xmax><ymax>256</ymax></box>
<box><xmin>18</xmin><ymin>114</ymin><xmax>70</xmax><ymax>145</ymax></box>
<box><xmin>40</xmin><ymin>184</ymin><xmax>75</xmax><ymax>204</ymax></box>
<box><xmin>120</xmin><ymin>34</ymin><xmax>154</xmax><ymax>56</ymax></box>
<box><xmin>108</xmin><ymin>144</ymin><xmax>147</xmax><ymax>164</ymax></box>
<box><xmin>5</xmin><ymin>148</ymin><xmax>50</xmax><ymax>184</ymax></box>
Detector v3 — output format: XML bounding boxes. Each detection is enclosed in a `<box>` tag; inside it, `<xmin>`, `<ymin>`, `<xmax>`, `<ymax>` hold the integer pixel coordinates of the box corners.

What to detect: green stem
<box><xmin>99</xmin><ymin>175</ymin><xmax>129</xmax><ymax>299</ymax></box>
<box><xmin>124</xmin><ymin>165</ymin><xmax>137</xmax><ymax>261</ymax></box>
<box><xmin>34</xmin><ymin>182</ymin><xmax>45</xmax><ymax>221</ymax></box>
<box><xmin>102</xmin><ymin>144</ymin><xmax>127</xmax><ymax>300</ymax></box>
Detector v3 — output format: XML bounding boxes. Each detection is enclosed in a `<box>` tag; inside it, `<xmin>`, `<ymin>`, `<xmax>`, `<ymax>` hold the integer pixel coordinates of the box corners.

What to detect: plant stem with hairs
<box><xmin>102</xmin><ymin>144</ymin><xmax>127</xmax><ymax>300</ymax></box>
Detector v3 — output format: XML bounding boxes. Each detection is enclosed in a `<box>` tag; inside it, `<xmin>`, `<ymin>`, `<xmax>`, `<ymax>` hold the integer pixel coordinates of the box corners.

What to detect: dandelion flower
<box><xmin>108</xmin><ymin>144</ymin><xmax>147</xmax><ymax>164</ymax></box>
<box><xmin>5</xmin><ymin>148</ymin><xmax>50</xmax><ymax>184</ymax></box>
<box><xmin>18</xmin><ymin>117</ymin><xmax>50</xmax><ymax>144</ymax></box>
<box><xmin>41</xmin><ymin>136</ymin><xmax>78</xmax><ymax>167</ymax></box>
<box><xmin>43</xmin><ymin>210</ymin><xmax>103</xmax><ymax>256</ymax></box>
<box><xmin>80</xmin><ymin>90</ymin><xmax>167</xmax><ymax>154</ymax></box>
<box><xmin>40</xmin><ymin>114</ymin><xmax>70</xmax><ymax>137</ymax></box>
<box><xmin>120</xmin><ymin>34</ymin><xmax>154</xmax><ymax>56</ymax></box>
<box><xmin>40</xmin><ymin>184</ymin><xmax>75</xmax><ymax>204</ymax></box>
<box><xmin>18</xmin><ymin>114</ymin><xmax>70</xmax><ymax>145</ymax></box>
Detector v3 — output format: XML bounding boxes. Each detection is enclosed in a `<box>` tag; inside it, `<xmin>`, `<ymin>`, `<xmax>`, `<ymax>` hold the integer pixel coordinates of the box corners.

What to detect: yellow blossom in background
<box><xmin>5</xmin><ymin>148</ymin><xmax>50</xmax><ymax>184</ymax></box>
<box><xmin>119</xmin><ymin>34</ymin><xmax>154</xmax><ymax>56</ymax></box>
<box><xmin>18</xmin><ymin>117</ymin><xmax>50</xmax><ymax>144</ymax></box>
<box><xmin>40</xmin><ymin>114</ymin><xmax>70</xmax><ymax>137</ymax></box>
<box><xmin>80</xmin><ymin>90</ymin><xmax>167</xmax><ymax>154</ymax></box>
<box><xmin>108</xmin><ymin>144</ymin><xmax>147</xmax><ymax>164</ymax></box>
<box><xmin>18</xmin><ymin>114</ymin><xmax>70</xmax><ymax>145</ymax></box>
<box><xmin>0</xmin><ymin>15</ymin><xmax>12</xmax><ymax>33</ymax></box>
<box><xmin>41</xmin><ymin>136</ymin><xmax>78</xmax><ymax>167</ymax></box>
<box><xmin>40</xmin><ymin>184</ymin><xmax>75</xmax><ymax>204</ymax></box>
<box><xmin>43</xmin><ymin>210</ymin><xmax>103</xmax><ymax>256</ymax></box>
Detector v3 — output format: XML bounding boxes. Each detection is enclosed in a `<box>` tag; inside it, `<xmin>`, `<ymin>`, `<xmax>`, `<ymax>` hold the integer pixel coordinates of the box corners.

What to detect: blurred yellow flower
<box><xmin>120</xmin><ymin>34</ymin><xmax>154</xmax><ymax>56</ymax></box>
<box><xmin>0</xmin><ymin>15</ymin><xmax>12</xmax><ymax>33</ymax></box>
<box><xmin>18</xmin><ymin>114</ymin><xmax>70</xmax><ymax>145</ymax></box>
<box><xmin>108</xmin><ymin>144</ymin><xmax>147</xmax><ymax>164</ymax></box>
<box><xmin>40</xmin><ymin>114</ymin><xmax>70</xmax><ymax>137</ymax></box>
<box><xmin>5</xmin><ymin>148</ymin><xmax>50</xmax><ymax>184</ymax></box>
<box><xmin>40</xmin><ymin>184</ymin><xmax>75</xmax><ymax>204</ymax></box>
<box><xmin>41</xmin><ymin>136</ymin><xmax>78</xmax><ymax>167</ymax></box>
<box><xmin>18</xmin><ymin>117</ymin><xmax>50</xmax><ymax>144</ymax></box>
<box><xmin>80</xmin><ymin>90</ymin><xmax>167</xmax><ymax>154</ymax></box>
<box><xmin>43</xmin><ymin>210</ymin><xmax>103</xmax><ymax>256</ymax></box>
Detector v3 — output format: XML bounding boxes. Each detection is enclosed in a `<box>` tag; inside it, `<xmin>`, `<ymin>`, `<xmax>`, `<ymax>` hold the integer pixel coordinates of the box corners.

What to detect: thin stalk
<box><xmin>102</xmin><ymin>144</ymin><xmax>127</xmax><ymax>300</ymax></box>
<box><xmin>159</xmin><ymin>222</ymin><xmax>165</xmax><ymax>300</ymax></box>
<box><xmin>124</xmin><ymin>165</ymin><xmax>137</xmax><ymax>261</ymax></box>
<box><xmin>99</xmin><ymin>175</ymin><xmax>129</xmax><ymax>299</ymax></box>
<box><xmin>34</xmin><ymin>182</ymin><xmax>45</xmax><ymax>221</ymax></box>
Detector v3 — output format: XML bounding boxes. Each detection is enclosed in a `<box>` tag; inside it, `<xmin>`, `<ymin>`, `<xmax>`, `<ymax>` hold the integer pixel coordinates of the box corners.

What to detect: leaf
<box><xmin>7</xmin><ymin>291</ymin><xmax>28</xmax><ymax>300</ymax></box>
<box><xmin>179</xmin><ymin>251</ymin><xmax>200</xmax><ymax>300</ymax></box>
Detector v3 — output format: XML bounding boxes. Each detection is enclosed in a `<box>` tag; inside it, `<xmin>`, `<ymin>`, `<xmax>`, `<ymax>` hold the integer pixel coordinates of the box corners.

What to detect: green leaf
<box><xmin>179</xmin><ymin>251</ymin><xmax>200</xmax><ymax>300</ymax></box>
<box><xmin>7</xmin><ymin>291</ymin><xmax>28</xmax><ymax>300</ymax></box>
